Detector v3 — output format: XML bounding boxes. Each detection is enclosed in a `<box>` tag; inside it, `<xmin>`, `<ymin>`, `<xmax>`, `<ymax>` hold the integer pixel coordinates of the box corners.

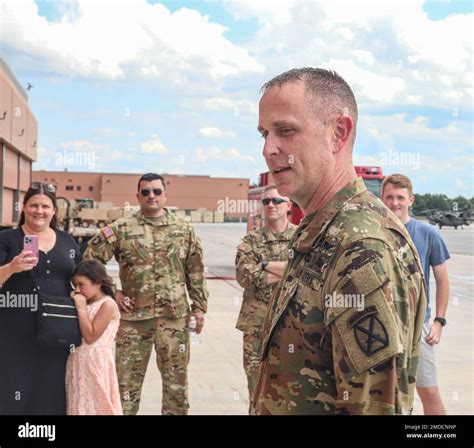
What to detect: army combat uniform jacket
<box><xmin>253</xmin><ymin>178</ymin><xmax>426</xmax><ymax>415</ymax></box>
<box><xmin>235</xmin><ymin>224</ymin><xmax>297</xmax><ymax>331</ymax></box>
<box><xmin>84</xmin><ymin>208</ymin><xmax>208</xmax><ymax>321</ymax></box>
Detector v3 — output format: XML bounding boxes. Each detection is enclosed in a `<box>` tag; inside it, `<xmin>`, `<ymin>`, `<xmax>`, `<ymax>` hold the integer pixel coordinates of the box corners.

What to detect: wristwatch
<box><xmin>261</xmin><ymin>260</ymin><xmax>269</xmax><ymax>271</ymax></box>
<box><xmin>434</xmin><ymin>317</ymin><xmax>447</xmax><ymax>327</ymax></box>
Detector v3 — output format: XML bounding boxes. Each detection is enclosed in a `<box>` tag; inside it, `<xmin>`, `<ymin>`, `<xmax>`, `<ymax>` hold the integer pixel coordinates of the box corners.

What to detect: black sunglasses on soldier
<box><xmin>140</xmin><ymin>188</ymin><xmax>163</xmax><ymax>197</ymax></box>
<box><xmin>262</xmin><ymin>198</ymin><xmax>287</xmax><ymax>206</ymax></box>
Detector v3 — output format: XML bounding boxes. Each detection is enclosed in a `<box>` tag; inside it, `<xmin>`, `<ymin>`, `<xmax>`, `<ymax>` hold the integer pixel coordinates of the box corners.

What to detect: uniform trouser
<box><xmin>116</xmin><ymin>317</ymin><xmax>190</xmax><ymax>415</ymax></box>
<box><xmin>243</xmin><ymin>327</ymin><xmax>263</xmax><ymax>405</ymax></box>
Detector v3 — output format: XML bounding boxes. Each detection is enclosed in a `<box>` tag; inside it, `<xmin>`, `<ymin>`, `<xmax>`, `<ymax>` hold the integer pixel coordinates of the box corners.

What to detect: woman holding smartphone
<box><xmin>0</xmin><ymin>183</ymin><xmax>82</xmax><ymax>415</ymax></box>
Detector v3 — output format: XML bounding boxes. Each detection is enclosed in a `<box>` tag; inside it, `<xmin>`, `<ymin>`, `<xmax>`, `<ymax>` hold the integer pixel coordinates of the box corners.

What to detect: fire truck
<box><xmin>247</xmin><ymin>166</ymin><xmax>384</xmax><ymax>231</ymax></box>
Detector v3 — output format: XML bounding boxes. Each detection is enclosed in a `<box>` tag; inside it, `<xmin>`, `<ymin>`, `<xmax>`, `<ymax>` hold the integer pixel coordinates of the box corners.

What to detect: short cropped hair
<box><xmin>137</xmin><ymin>173</ymin><xmax>166</xmax><ymax>191</ymax></box>
<box><xmin>263</xmin><ymin>184</ymin><xmax>278</xmax><ymax>194</ymax></box>
<box><xmin>261</xmin><ymin>67</ymin><xmax>358</xmax><ymax>138</ymax></box>
<box><xmin>382</xmin><ymin>173</ymin><xmax>414</xmax><ymax>196</ymax></box>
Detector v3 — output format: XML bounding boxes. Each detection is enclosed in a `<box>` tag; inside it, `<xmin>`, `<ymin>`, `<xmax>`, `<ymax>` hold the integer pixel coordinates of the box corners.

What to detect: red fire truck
<box><xmin>247</xmin><ymin>166</ymin><xmax>384</xmax><ymax>231</ymax></box>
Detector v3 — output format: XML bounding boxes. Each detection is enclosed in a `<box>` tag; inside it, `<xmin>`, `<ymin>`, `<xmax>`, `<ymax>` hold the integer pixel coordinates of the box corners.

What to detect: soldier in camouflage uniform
<box><xmin>84</xmin><ymin>173</ymin><xmax>208</xmax><ymax>415</ymax></box>
<box><xmin>235</xmin><ymin>185</ymin><xmax>296</xmax><ymax>404</ymax></box>
<box><xmin>253</xmin><ymin>68</ymin><xmax>427</xmax><ymax>415</ymax></box>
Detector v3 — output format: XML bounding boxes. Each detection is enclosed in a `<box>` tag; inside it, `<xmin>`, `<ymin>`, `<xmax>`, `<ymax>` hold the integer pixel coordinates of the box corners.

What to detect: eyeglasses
<box><xmin>30</xmin><ymin>182</ymin><xmax>56</xmax><ymax>193</ymax></box>
<box><xmin>262</xmin><ymin>198</ymin><xmax>288</xmax><ymax>206</ymax></box>
<box><xmin>140</xmin><ymin>188</ymin><xmax>163</xmax><ymax>197</ymax></box>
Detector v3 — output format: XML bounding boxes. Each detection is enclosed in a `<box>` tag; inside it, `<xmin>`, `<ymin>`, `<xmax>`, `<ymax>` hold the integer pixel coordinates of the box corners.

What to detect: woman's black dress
<box><xmin>0</xmin><ymin>227</ymin><xmax>82</xmax><ymax>415</ymax></box>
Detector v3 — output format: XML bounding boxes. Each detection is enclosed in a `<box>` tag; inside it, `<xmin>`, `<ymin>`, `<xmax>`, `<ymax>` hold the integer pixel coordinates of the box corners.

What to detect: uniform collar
<box><xmin>293</xmin><ymin>177</ymin><xmax>367</xmax><ymax>252</ymax></box>
<box><xmin>263</xmin><ymin>222</ymin><xmax>294</xmax><ymax>242</ymax></box>
<box><xmin>136</xmin><ymin>207</ymin><xmax>175</xmax><ymax>226</ymax></box>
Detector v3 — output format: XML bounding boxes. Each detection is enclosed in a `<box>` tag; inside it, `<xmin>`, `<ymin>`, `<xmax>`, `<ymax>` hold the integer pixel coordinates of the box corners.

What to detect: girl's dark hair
<box><xmin>72</xmin><ymin>260</ymin><xmax>115</xmax><ymax>298</ymax></box>
<box><xmin>18</xmin><ymin>184</ymin><xmax>58</xmax><ymax>229</ymax></box>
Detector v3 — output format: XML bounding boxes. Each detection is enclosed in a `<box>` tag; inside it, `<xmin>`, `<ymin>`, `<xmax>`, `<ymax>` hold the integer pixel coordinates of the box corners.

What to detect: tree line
<box><xmin>412</xmin><ymin>194</ymin><xmax>473</xmax><ymax>215</ymax></box>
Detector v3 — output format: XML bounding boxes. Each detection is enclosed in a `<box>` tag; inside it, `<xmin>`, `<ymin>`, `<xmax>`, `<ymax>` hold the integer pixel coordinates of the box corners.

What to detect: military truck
<box><xmin>67</xmin><ymin>198</ymin><xmax>113</xmax><ymax>228</ymax></box>
<box><xmin>57</xmin><ymin>197</ymin><xmax>140</xmax><ymax>252</ymax></box>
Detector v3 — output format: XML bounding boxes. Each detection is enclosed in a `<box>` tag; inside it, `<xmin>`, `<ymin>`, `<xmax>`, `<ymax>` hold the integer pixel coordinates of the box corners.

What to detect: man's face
<box><xmin>381</xmin><ymin>183</ymin><xmax>414</xmax><ymax>221</ymax></box>
<box><xmin>258</xmin><ymin>81</ymin><xmax>334</xmax><ymax>208</ymax></box>
<box><xmin>262</xmin><ymin>188</ymin><xmax>291</xmax><ymax>224</ymax></box>
<box><xmin>136</xmin><ymin>179</ymin><xmax>167</xmax><ymax>214</ymax></box>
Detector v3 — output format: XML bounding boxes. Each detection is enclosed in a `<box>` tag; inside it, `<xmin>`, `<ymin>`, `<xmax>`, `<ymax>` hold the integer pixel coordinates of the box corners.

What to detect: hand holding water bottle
<box><xmin>189</xmin><ymin>311</ymin><xmax>205</xmax><ymax>345</ymax></box>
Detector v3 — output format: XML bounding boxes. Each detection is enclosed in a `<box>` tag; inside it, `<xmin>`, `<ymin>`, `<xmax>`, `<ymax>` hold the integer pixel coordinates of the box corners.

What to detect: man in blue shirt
<box><xmin>382</xmin><ymin>174</ymin><xmax>450</xmax><ymax>415</ymax></box>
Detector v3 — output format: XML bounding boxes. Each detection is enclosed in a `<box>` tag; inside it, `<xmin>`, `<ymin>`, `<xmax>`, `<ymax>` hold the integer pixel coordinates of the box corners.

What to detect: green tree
<box><xmin>412</xmin><ymin>194</ymin><xmax>473</xmax><ymax>215</ymax></box>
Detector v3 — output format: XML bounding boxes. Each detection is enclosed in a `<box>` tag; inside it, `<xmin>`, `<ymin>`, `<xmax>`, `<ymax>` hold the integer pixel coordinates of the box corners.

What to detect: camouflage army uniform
<box><xmin>252</xmin><ymin>178</ymin><xmax>427</xmax><ymax>415</ymax></box>
<box><xmin>84</xmin><ymin>208</ymin><xmax>208</xmax><ymax>415</ymax></box>
<box><xmin>235</xmin><ymin>223</ymin><xmax>297</xmax><ymax>402</ymax></box>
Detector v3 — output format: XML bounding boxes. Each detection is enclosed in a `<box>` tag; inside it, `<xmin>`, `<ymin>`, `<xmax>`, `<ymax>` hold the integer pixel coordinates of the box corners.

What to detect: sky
<box><xmin>0</xmin><ymin>0</ymin><xmax>472</xmax><ymax>196</ymax></box>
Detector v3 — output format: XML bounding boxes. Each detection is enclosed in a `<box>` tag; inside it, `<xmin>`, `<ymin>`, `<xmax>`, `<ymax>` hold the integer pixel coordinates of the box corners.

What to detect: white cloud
<box><xmin>196</xmin><ymin>146</ymin><xmax>256</xmax><ymax>164</ymax></box>
<box><xmin>140</xmin><ymin>134</ymin><xmax>168</xmax><ymax>154</ymax></box>
<box><xmin>108</xmin><ymin>151</ymin><xmax>136</xmax><ymax>162</ymax></box>
<box><xmin>93</xmin><ymin>128</ymin><xmax>136</xmax><ymax>138</ymax></box>
<box><xmin>9</xmin><ymin>0</ymin><xmax>473</xmax><ymax>196</ymax></box>
<box><xmin>351</xmin><ymin>50</ymin><xmax>375</xmax><ymax>66</ymax></box>
<box><xmin>180</xmin><ymin>97</ymin><xmax>258</xmax><ymax>115</ymax></box>
<box><xmin>228</xmin><ymin>0</ymin><xmax>472</xmax><ymax>108</ymax></box>
<box><xmin>361</xmin><ymin>114</ymin><xmax>471</xmax><ymax>152</ymax></box>
<box><xmin>33</xmin><ymin>145</ymin><xmax>55</xmax><ymax>170</ymax></box>
<box><xmin>199</xmin><ymin>126</ymin><xmax>237</xmax><ymax>139</ymax></box>
<box><xmin>322</xmin><ymin>58</ymin><xmax>406</xmax><ymax>103</ymax></box>
<box><xmin>357</xmin><ymin>113</ymin><xmax>473</xmax><ymax>184</ymax></box>
<box><xmin>229</xmin><ymin>0</ymin><xmax>297</xmax><ymax>25</ymax></box>
<box><xmin>58</xmin><ymin>140</ymin><xmax>107</xmax><ymax>152</ymax></box>
<box><xmin>455</xmin><ymin>177</ymin><xmax>471</xmax><ymax>192</ymax></box>
<box><xmin>1</xmin><ymin>0</ymin><xmax>264</xmax><ymax>83</ymax></box>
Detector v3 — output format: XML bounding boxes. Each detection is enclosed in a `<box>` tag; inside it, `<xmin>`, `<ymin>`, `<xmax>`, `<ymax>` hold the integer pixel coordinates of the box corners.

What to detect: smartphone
<box><xmin>24</xmin><ymin>235</ymin><xmax>39</xmax><ymax>263</ymax></box>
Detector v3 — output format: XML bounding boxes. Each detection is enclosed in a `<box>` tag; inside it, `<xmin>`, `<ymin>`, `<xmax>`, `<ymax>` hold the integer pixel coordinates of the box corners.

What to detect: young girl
<box><xmin>66</xmin><ymin>259</ymin><xmax>123</xmax><ymax>415</ymax></box>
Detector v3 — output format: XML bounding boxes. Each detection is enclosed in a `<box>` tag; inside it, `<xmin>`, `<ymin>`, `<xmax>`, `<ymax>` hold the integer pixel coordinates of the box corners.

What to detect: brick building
<box><xmin>0</xmin><ymin>58</ymin><xmax>38</xmax><ymax>227</ymax></box>
<box><xmin>33</xmin><ymin>170</ymin><xmax>249</xmax><ymax>217</ymax></box>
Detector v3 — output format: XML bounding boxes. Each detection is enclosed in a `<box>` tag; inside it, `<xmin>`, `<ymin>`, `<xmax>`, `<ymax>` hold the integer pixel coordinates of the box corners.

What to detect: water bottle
<box><xmin>189</xmin><ymin>316</ymin><xmax>201</xmax><ymax>345</ymax></box>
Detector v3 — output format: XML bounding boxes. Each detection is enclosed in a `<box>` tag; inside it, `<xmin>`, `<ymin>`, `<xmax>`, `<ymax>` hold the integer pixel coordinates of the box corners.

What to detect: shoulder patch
<box><xmin>102</xmin><ymin>225</ymin><xmax>115</xmax><ymax>240</ymax></box>
<box><xmin>91</xmin><ymin>233</ymin><xmax>105</xmax><ymax>245</ymax></box>
<box><xmin>327</xmin><ymin>261</ymin><xmax>404</xmax><ymax>378</ymax></box>
<box><xmin>349</xmin><ymin>306</ymin><xmax>389</xmax><ymax>356</ymax></box>
<box><xmin>341</xmin><ymin>262</ymin><xmax>388</xmax><ymax>297</ymax></box>
<box><xmin>237</xmin><ymin>242</ymin><xmax>250</xmax><ymax>252</ymax></box>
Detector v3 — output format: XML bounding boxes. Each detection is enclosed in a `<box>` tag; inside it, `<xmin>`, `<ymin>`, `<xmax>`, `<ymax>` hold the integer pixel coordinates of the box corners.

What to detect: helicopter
<box><xmin>425</xmin><ymin>209</ymin><xmax>471</xmax><ymax>229</ymax></box>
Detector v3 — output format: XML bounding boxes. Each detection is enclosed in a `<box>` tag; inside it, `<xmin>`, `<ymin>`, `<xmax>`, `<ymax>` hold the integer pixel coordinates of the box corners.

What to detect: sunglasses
<box><xmin>140</xmin><ymin>188</ymin><xmax>163</xmax><ymax>197</ymax></box>
<box><xmin>262</xmin><ymin>198</ymin><xmax>288</xmax><ymax>206</ymax></box>
<box><xmin>30</xmin><ymin>182</ymin><xmax>56</xmax><ymax>193</ymax></box>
